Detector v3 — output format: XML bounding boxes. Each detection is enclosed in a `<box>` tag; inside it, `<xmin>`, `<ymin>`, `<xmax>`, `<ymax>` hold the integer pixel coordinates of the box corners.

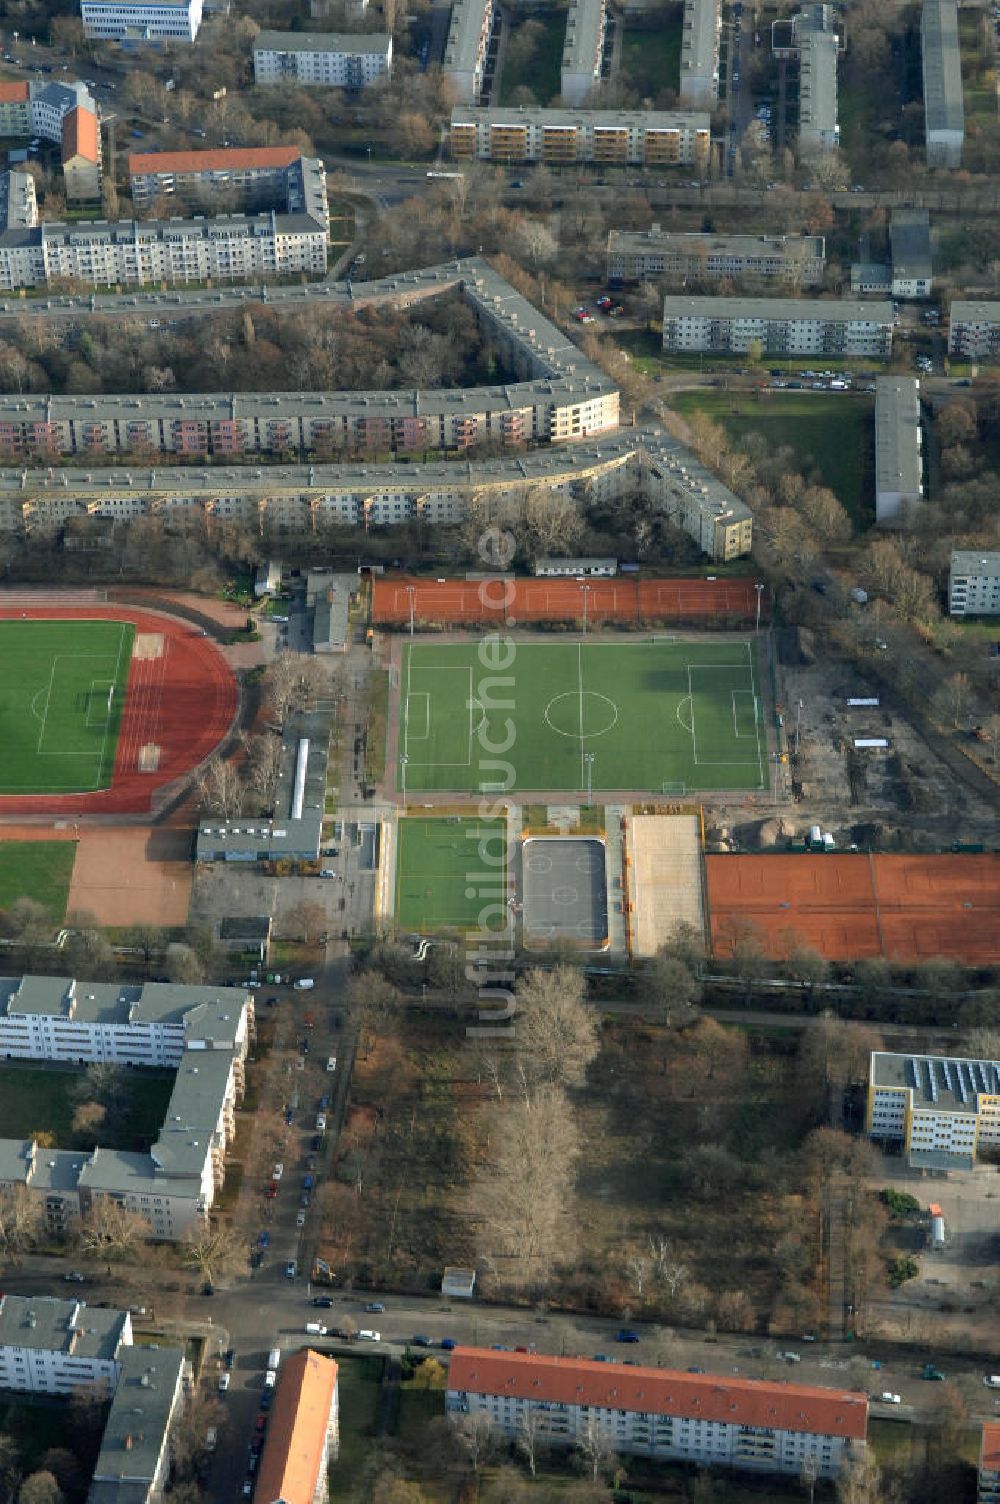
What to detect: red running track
<box><xmin>372</xmin><ymin>575</ymin><xmax>767</xmax><ymax>627</ymax></box>
<box><xmin>0</xmin><ymin>606</ymin><xmax>237</xmax><ymax>816</ymax></box>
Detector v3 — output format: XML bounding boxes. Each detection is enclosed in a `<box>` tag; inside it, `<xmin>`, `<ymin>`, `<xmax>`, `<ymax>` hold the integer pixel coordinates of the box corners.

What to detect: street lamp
<box><xmin>400</xmin><ymin>753</ymin><xmax>408</xmax><ymax>805</ymax></box>
<box><xmin>584</xmin><ymin>751</ymin><xmax>595</xmax><ymax>802</ymax></box>
<box><xmin>406</xmin><ymin>584</ymin><xmax>415</xmax><ymax>638</ymax></box>
<box><xmin>754</xmin><ymin>581</ymin><xmax>764</xmax><ymax>632</ymax></box>
<box><xmin>581</xmin><ymin>582</ymin><xmax>592</xmax><ymax>635</ymax></box>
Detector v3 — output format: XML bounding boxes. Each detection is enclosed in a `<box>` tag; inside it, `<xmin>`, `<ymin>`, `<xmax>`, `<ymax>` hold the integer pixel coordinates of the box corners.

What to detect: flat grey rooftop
<box><xmin>0</xmin><ymin>1294</ymin><xmax>127</xmax><ymax>1360</ymax></box>
<box><xmin>522</xmin><ymin>836</ymin><xmax>609</xmax><ymax>949</ymax></box>
<box><xmin>951</xmin><ymin>550</ymin><xmax>1000</xmax><ymax>574</ymax></box>
<box><xmin>255</xmin><ymin>29</ymin><xmax>390</xmax><ymax>53</ymax></box>
<box><xmin>871</xmin><ymin>1050</ymin><xmax>1000</xmax><ymax>1115</ymax></box>
<box><xmin>88</xmin><ymin>1345</ymin><xmax>185</xmax><ymax>1502</ymax></box>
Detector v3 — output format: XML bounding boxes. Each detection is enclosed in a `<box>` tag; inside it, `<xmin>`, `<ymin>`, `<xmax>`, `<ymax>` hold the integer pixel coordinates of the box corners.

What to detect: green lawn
<box><xmin>620</xmin><ymin>16</ymin><xmax>683</xmax><ymax>103</ymax></box>
<box><xmin>0</xmin><ymin>839</ymin><xmax>76</xmax><ymax>919</ymax></box>
<box><xmin>0</xmin><ymin>1065</ymin><xmax>175</xmax><ymax>1149</ymax></box>
<box><xmin>399</xmin><ymin>638</ymin><xmax>766</xmax><ymax>794</ymax></box>
<box><xmin>0</xmin><ymin>619</ymin><xmax>134</xmax><ymax>793</ymax></box>
<box><xmin>672</xmin><ymin>388</ymin><xmax>874</xmax><ymax>528</ymax></box>
<box><xmin>959</xmin><ymin>11</ymin><xmax>997</xmax><ymax>126</ymax></box>
<box><xmin>395</xmin><ymin>817</ymin><xmax>507</xmax><ymax>931</ymax></box>
<box><xmin>328</xmin><ymin>1354</ymin><xmax>385</xmax><ymax>1502</ymax></box>
<box><xmin>499</xmin><ymin>10</ymin><xmax>566</xmax><ymax>105</ymax></box>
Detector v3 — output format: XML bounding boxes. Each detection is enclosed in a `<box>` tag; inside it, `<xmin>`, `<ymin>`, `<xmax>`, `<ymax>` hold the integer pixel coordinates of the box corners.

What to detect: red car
<box><xmin>303</xmin><ymin>1013</ymin><xmax>315</xmax><ymax>1029</ymax></box>
<box><xmin>266</xmin><ymin>1183</ymin><xmax>278</xmax><ymax>1198</ymax></box>
<box><xmin>254</xmin><ymin>1415</ymin><xmax>267</xmax><ymax>1433</ymax></box>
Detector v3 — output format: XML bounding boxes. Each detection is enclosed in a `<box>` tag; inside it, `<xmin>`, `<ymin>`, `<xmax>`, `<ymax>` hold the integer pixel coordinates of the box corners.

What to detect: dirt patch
<box><xmin>67</xmin><ymin>826</ymin><xmax>193</xmax><ymax>926</ymax></box>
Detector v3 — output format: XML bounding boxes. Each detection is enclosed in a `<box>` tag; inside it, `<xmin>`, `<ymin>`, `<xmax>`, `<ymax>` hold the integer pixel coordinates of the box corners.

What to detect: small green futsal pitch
<box><xmin>0</xmin><ymin>619</ymin><xmax>134</xmax><ymax>794</ymax></box>
<box><xmin>395</xmin><ymin>817</ymin><xmax>508</xmax><ymax>931</ymax></box>
<box><xmin>399</xmin><ymin>638</ymin><xmax>767</xmax><ymax>794</ymax></box>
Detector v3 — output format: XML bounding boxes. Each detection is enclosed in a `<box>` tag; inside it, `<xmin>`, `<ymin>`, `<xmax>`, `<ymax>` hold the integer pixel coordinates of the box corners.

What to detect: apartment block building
<box><xmin>0</xmin><ymin>428</ymin><xmax>751</xmax><ymax>560</ymax></box>
<box><xmin>62</xmin><ymin>106</ymin><xmax>102</xmax><ymax>201</ymax></box>
<box><xmin>80</xmin><ymin>0</ymin><xmax>203</xmax><ymax>40</ymax></box>
<box><xmin>449</xmin><ymin>106</ymin><xmax>712</xmax><ymax>167</ymax></box>
<box><xmin>0</xmin><ymin>978</ymin><xmax>253</xmax><ymax>1239</ymax></box>
<box><xmin>608</xmin><ymin>227</ymin><xmax>825</xmax><ymax>286</ymax></box>
<box><xmin>253</xmin><ymin>30</ymin><xmax>392</xmax><ymax>88</ymax></box>
<box><xmin>255</xmin><ymin>1350</ymin><xmax>340</xmax><ymax>1504</ymax></box>
<box><xmin>949</xmin><ymin>550</ymin><xmax>1000</xmax><ymax>618</ymax></box>
<box><xmin>948</xmin><ymin>300</ymin><xmax>1000</xmax><ymax>359</ymax></box>
<box><xmin>874</xmin><ymin>376</ymin><xmax>923</xmax><ymax>523</ymax></box>
<box><xmin>0</xmin><ymin>1295</ymin><xmax>131</xmax><ymax>1396</ymax></box>
<box><xmin>128</xmin><ymin>147</ymin><xmax>327</xmax><ymax>217</ymax></box>
<box><xmin>980</xmin><ymin>1424</ymin><xmax>1000</xmax><ymax>1504</ymax></box>
<box><xmin>561</xmin><ymin>0</ymin><xmax>607</xmax><ymax>105</ymax></box>
<box><xmin>88</xmin><ymin>1346</ymin><xmax>185</xmax><ymax>1504</ymax></box>
<box><xmin>447</xmin><ymin>1350</ymin><xmax>868</xmax><ymax>1480</ymax></box>
<box><xmin>0</xmin><ymin>153</ymin><xmax>329</xmax><ymax>291</ymax></box>
<box><xmin>867</xmin><ymin>1051</ymin><xmax>1000</xmax><ymax>1165</ymax></box>
<box><xmin>661</xmin><ymin>296</ymin><xmax>893</xmax><ymax>356</ymax></box>
<box><xmin>0</xmin><ymin>81</ymin><xmax>30</xmax><ymax>136</ymax></box>
<box><xmin>799</xmin><ymin>31</ymin><xmax>839</xmax><ymax>152</ymax></box>
<box><xmin>889</xmin><ymin>209</ymin><xmax>933</xmax><ymax>298</ymax></box>
<box><xmin>922</xmin><ymin>0</ymin><xmax>964</xmax><ymax>167</ymax></box>
<box><xmin>443</xmin><ymin>0</ymin><xmax>495</xmax><ymax>103</ymax></box>
<box><xmin>679</xmin><ymin>0</ymin><xmax>720</xmax><ymax>106</ymax></box>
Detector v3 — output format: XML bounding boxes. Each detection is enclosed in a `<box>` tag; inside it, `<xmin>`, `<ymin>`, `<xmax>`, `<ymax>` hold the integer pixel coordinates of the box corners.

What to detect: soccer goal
<box><xmin>661</xmin><ymin>780</ymin><xmax>687</xmax><ymax>795</ymax></box>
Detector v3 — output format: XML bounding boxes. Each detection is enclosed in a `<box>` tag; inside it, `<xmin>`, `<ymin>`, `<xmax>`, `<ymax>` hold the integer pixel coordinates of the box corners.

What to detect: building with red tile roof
<box><xmin>255</xmin><ymin>1349</ymin><xmax>339</xmax><ymax>1504</ymax></box>
<box><xmin>980</xmin><ymin>1422</ymin><xmax>1000</xmax><ymax>1503</ymax></box>
<box><xmin>446</xmin><ymin>1348</ymin><xmax>868</xmax><ymax>1481</ymax></box>
<box><xmin>128</xmin><ymin>146</ymin><xmax>301</xmax><ymax>207</ymax></box>
<box><xmin>62</xmin><ymin>106</ymin><xmax>101</xmax><ymax>201</ymax></box>
<box><xmin>0</xmin><ymin>80</ymin><xmax>30</xmax><ymax>137</ymax></box>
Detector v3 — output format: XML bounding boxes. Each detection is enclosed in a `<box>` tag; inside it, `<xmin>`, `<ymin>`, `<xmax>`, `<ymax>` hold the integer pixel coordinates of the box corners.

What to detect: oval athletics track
<box><xmin>0</xmin><ymin>605</ymin><xmax>237</xmax><ymax>816</ymax></box>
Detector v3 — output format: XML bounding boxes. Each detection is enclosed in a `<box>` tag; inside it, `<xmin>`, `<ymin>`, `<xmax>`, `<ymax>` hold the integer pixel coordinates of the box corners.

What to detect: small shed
<box><xmin>441</xmin><ymin>1266</ymin><xmax>477</xmax><ymax>1299</ymax></box>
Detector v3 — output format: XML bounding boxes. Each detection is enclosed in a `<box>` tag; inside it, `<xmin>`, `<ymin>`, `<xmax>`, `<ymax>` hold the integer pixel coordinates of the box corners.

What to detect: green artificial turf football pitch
<box><xmin>398</xmin><ymin>638</ymin><xmax>767</xmax><ymax>795</ymax></box>
<box><xmin>0</xmin><ymin>619</ymin><xmax>134</xmax><ymax>794</ymax></box>
<box><xmin>395</xmin><ymin>817</ymin><xmax>508</xmax><ymax>931</ymax></box>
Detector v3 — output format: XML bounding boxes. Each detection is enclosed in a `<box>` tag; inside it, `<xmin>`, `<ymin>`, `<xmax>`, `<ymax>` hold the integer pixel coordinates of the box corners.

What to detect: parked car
<box><xmin>218</xmin><ymin>1373</ymin><xmax>231</xmax><ymax>1393</ymax></box>
<box><xmin>880</xmin><ymin>1392</ymin><xmax>901</xmax><ymax>1404</ymax></box>
<box><xmin>294</xmin><ymin>978</ymin><xmax>315</xmax><ymax>991</ymax></box>
<box><xmin>440</xmin><ymin>1338</ymin><xmax>456</xmax><ymax>1350</ymax></box>
<box><xmin>615</xmin><ymin>1330</ymin><xmax>640</xmax><ymax>1344</ymax></box>
<box><xmin>316</xmin><ymin>1115</ymin><xmax>327</xmax><ymax>1132</ymax></box>
<box><xmin>412</xmin><ymin>1335</ymin><xmax>433</xmax><ymax>1347</ymax></box>
<box><xmin>778</xmin><ymin>1351</ymin><xmax>802</xmax><ymax>1363</ymax></box>
<box><xmin>296</xmin><ymin>1211</ymin><xmax>306</xmax><ymax>1228</ymax></box>
<box><xmin>305</xmin><ymin>1323</ymin><xmax>328</xmax><ymax>1336</ymax></box>
<box><xmin>272</xmin><ymin>1163</ymin><xmax>283</xmax><ymax>1181</ymax></box>
<box><xmin>224</xmin><ymin>1348</ymin><xmax>235</xmax><ymax>1369</ymax></box>
<box><xmin>922</xmin><ymin>1365</ymin><xmax>945</xmax><ymax>1381</ymax></box>
<box><xmin>359</xmin><ymin>1329</ymin><xmax>381</xmax><ymax>1342</ymax></box>
<box><xmin>326</xmin><ymin>1056</ymin><xmax>337</xmax><ymax>1073</ymax></box>
<box><xmin>985</xmin><ymin>1376</ymin><xmax>1000</xmax><ymax>1389</ymax></box>
<box><xmin>64</xmin><ymin>1271</ymin><xmax>86</xmax><ymax>1283</ymax></box>
<box><xmin>286</xmin><ymin>1260</ymin><xmax>297</xmax><ymax>1279</ymax></box>
<box><xmin>312</xmin><ymin>1296</ymin><xmax>334</xmax><ymax>1308</ymax></box>
<box><xmin>258</xmin><ymin>1231</ymin><xmax>269</xmax><ymax>1248</ymax></box>
<box><xmin>364</xmin><ymin>1302</ymin><xmax>386</xmax><ymax>1314</ymax></box>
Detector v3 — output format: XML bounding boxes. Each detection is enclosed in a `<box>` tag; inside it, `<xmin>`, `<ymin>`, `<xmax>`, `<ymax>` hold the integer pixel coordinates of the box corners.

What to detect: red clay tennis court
<box><xmin>0</xmin><ymin>605</ymin><xmax>237</xmax><ymax>817</ymax></box>
<box><xmin>707</xmin><ymin>853</ymin><xmax>1000</xmax><ymax>962</ymax></box>
<box><xmin>372</xmin><ymin>575</ymin><xmax>767</xmax><ymax>628</ymax></box>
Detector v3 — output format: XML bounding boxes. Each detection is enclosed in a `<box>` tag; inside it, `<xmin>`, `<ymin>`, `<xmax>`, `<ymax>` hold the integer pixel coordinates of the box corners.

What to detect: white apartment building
<box><xmin>443</xmin><ymin>0</ymin><xmax>495</xmax><ymax>103</ymax></box>
<box><xmin>0</xmin><ymin>978</ymin><xmax>252</xmax><ymax>1240</ymax></box>
<box><xmin>867</xmin><ymin>1051</ymin><xmax>1000</xmax><ymax>1165</ymax></box>
<box><xmin>447</xmin><ymin>1350</ymin><xmax>868</xmax><ymax>1480</ymax></box>
<box><xmin>0</xmin><ymin>1295</ymin><xmax>131</xmax><ymax>1396</ymax></box>
<box><xmin>88</xmin><ymin>1346</ymin><xmax>185</xmax><ymax>1504</ymax></box>
<box><xmin>0</xmin><ymin>429</ymin><xmax>751</xmax><ymax>561</ymax></box>
<box><xmin>679</xmin><ymin>0</ymin><xmax>720</xmax><ymax>107</ymax></box>
<box><xmin>922</xmin><ymin>0</ymin><xmax>964</xmax><ymax>167</ymax></box>
<box><xmin>450</xmin><ymin>106</ymin><xmax>711</xmax><ymax>167</ymax></box>
<box><xmin>79</xmin><ymin>0</ymin><xmax>203</xmax><ymax>41</ymax></box>
<box><xmin>874</xmin><ymin>376</ymin><xmax>922</xmax><ymax>524</ymax></box>
<box><xmin>561</xmin><ymin>0</ymin><xmax>606</xmax><ymax>106</ymax></box>
<box><xmin>949</xmin><ymin>551</ymin><xmax>1000</xmax><ymax>618</ymax></box>
<box><xmin>253</xmin><ymin>30</ymin><xmax>392</xmax><ymax>88</ymax></box>
<box><xmin>948</xmin><ymin>300</ymin><xmax>1000</xmax><ymax>360</ymax></box>
<box><xmin>0</xmin><ymin>151</ymin><xmax>328</xmax><ymax>292</ymax></box>
<box><xmin>661</xmin><ymin>295</ymin><xmax>893</xmax><ymax>356</ymax></box>
<box><xmin>608</xmin><ymin>227</ymin><xmax>825</xmax><ymax>286</ymax></box>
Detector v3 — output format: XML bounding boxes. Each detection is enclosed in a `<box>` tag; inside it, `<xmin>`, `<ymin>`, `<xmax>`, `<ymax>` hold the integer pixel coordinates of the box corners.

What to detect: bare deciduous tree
<box><xmin>575</xmin><ymin>1416</ymin><xmax>617</xmax><ymax>1485</ymax></box>
<box><xmin>452</xmin><ymin>1412</ymin><xmax>499</xmax><ymax>1474</ymax></box>
<box><xmin>511</xmin><ymin>966</ymin><xmax>599</xmax><ymax>1092</ymax></box>
<box><xmin>79</xmin><ymin>1200</ymin><xmax>151</xmax><ymax>1260</ymax></box>
<box><xmin>0</xmin><ymin>1187</ymin><xmax>40</xmax><ymax>1260</ymax></box>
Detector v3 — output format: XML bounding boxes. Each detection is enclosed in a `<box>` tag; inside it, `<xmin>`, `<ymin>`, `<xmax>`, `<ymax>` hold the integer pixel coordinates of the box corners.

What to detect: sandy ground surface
<box><xmin>626</xmin><ymin>814</ymin><xmax>704</xmax><ymax>955</ymax></box>
<box><xmin>67</xmin><ymin>826</ymin><xmax>193</xmax><ymax>926</ymax></box>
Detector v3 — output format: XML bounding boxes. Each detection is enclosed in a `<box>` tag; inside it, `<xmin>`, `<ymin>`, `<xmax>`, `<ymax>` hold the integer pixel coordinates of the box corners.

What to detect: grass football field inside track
<box><xmin>0</xmin><ymin>619</ymin><xmax>134</xmax><ymax>793</ymax></box>
<box><xmin>395</xmin><ymin>817</ymin><xmax>508</xmax><ymax>931</ymax></box>
<box><xmin>399</xmin><ymin>639</ymin><xmax>767</xmax><ymax>795</ymax></box>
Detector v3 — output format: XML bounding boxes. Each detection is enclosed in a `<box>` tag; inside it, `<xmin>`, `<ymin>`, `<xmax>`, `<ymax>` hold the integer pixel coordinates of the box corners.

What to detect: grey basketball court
<box><xmin>521</xmin><ymin>836</ymin><xmax>609</xmax><ymax>950</ymax></box>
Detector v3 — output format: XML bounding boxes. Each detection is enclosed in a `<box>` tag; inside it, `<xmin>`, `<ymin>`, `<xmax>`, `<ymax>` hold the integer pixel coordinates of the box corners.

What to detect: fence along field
<box><xmin>399</xmin><ymin>639</ymin><xmax>767</xmax><ymax>795</ymax></box>
<box><xmin>0</xmin><ymin>619</ymin><xmax>134</xmax><ymax>793</ymax></box>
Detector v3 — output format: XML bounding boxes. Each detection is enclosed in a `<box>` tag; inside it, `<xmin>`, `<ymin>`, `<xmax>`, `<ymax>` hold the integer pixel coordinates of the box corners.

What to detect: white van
<box><xmin>985</xmin><ymin>1376</ymin><xmax>1000</xmax><ymax>1389</ymax></box>
<box><xmin>294</xmin><ymin>978</ymin><xmax>315</xmax><ymax>991</ymax></box>
<box><xmin>359</xmin><ymin>1329</ymin><xmax>381</xmax><ymax>1342</ymax></box>
<box><xmin>305</xmin><ymin>1322</ymin><xmax>328</xmax><ymax>1336</ymax></box>
<box><xmin>267</xmin><ymin>1348</ymin><xmax>281</xmax><ymax>1372</ymax></box>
